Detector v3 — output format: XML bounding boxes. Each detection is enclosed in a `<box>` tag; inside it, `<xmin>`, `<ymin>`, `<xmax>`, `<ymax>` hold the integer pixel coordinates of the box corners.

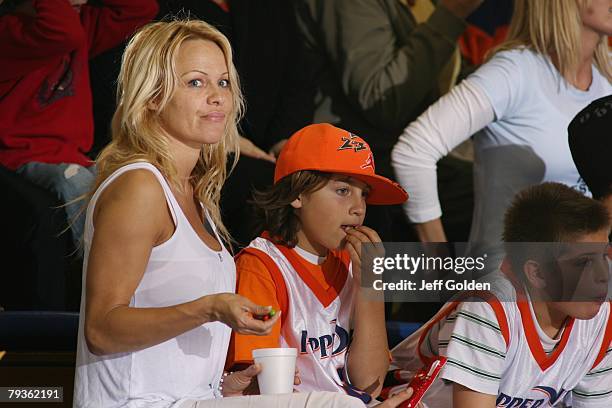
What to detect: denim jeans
<box><xmin>16</xmin><ymin>162</ymin><xmax>97</xmax><ymax>249</ymax></box>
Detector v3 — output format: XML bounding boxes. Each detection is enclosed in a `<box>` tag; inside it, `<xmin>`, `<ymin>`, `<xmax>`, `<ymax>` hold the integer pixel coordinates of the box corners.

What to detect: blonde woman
<box><xmin>73</xmin><ymin>20</ymin><xmax>396</xmax><ymax>408</ymax></box>
<box><xmin>392</xmin><ymin>0</ymin><xmax>612</xmax><ymax>259</ymax></box>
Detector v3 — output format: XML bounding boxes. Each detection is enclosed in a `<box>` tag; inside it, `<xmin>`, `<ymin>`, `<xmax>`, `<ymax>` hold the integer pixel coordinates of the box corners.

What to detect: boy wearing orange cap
<box><xmin>226</xmin><ymin>123</ymin><xmax>408</xmax><ymax>403</ymax></box>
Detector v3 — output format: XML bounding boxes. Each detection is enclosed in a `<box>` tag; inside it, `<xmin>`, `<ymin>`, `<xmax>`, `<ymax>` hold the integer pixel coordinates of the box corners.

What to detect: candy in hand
<box><xmin>254</xmin><ymin>308</ymin><xmax>276</xmax><ymax>321</ymax></box>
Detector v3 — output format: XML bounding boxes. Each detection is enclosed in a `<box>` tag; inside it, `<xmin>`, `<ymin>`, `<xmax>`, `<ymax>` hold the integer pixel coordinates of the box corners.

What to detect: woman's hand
<box><xmin>222</xmin><ymin>364</ymin><xmax>301</xmax><ymax>397</ymax></box>
<box><xmin>206</xmin><ymin>293</ymin><xmax>280</xmax><ymax>335</ymax></box>
<box><xmin>268</xmin><ymin>139</ymin><xmax>288</xmax><ymax>158</ymax></box>
<box><xmin>238</xmin><ymin>136</ymin><xmax>276</xmax><ymax>163</ymax></box>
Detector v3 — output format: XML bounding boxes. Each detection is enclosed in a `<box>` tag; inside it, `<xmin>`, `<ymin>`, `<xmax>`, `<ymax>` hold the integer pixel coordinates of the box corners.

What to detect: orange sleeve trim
<box><xmin>239</xmin><ymin>248</ymin><xmax>289</xmax><ymax>319</ymax></box>
<box><xmin>416</xmin><ymin>291</ymin><xmax>511</xmax><ymax>365</ymax></box>
<box><xmin>487</xmin><ymin>299</ymin><xmax>510</xmax><ymax>347</ymax></box>
<box><xmin>592</xmin><ymin>301</ymin><xmax>612</xmax><ymax>370</ymax></box>
<box><xmin>472</xmin><ymin>291</ymin><xmax>510</xmax><ymax>347</ymax></box>
<box><xmin>227</xmin><ymin>249</ymin><xmax>287</xmax><ymax>368</ymax></box>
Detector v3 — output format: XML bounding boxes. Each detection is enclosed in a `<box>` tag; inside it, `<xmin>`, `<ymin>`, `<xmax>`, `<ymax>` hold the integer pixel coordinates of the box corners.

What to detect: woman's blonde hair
<box><xmin>91</xmin><ymin>19</ymin><xmax>244</xmax><ymax>245</ymax></box>
<box><xmin>491</xmin><ymin>0</ymin><xmax>612</xmax><ymax>83</ymax></box>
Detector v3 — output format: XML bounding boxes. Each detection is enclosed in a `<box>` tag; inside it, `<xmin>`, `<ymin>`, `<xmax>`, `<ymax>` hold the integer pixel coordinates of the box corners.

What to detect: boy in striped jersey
<box><xmin>391</xmin><ymin>182</ymin><xmax>611</xmax><ymax>407</ymax></box>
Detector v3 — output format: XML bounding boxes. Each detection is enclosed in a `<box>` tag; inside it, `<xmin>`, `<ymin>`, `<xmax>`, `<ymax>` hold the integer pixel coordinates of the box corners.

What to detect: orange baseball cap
<box><xmin>274</xmin><ymin>123</ymin><xmax>408</xmax><ymax>205</ymax></box>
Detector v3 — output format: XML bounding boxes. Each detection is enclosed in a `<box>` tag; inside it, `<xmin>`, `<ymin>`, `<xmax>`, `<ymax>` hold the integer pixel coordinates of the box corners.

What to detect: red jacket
<box><xmin>0</xmin><ymin>0</ymin><xmax>158</xmax><ymax>170</ymax></box>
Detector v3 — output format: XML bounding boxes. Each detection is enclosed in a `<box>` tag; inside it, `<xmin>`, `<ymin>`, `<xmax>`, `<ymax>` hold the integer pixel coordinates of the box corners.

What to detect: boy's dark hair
<box><xmin>503</xmin><ymin>182</ymin><xmax>610</xmax><ymax>273</ymax></box>
<box><xmin>252</xmin><ymin>170</ymin><xmax>331</xmax><ymax>247</ymax></box>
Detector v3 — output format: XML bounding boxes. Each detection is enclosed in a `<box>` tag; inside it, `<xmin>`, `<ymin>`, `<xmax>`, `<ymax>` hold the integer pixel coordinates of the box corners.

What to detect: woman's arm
<box><xmin>84</xmin><ymin>170</ymin><xmax>277</xmax><ymax>356</ymax></box>
<box><xmin>391</xmin><ymin>79</ymin><xmax>495</xmax><ymax>241</ymax></box>
<box><xmin>296</xmin><ymin>0</ymin><xmax>467</xmax><ymax>131</ymax></box>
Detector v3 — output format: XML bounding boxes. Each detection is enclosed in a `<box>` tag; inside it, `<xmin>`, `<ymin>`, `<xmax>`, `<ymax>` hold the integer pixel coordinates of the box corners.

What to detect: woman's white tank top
<box><xmin>74</xmin><ymin>162</ymin><xmax>235</xmax><ymax>408</ymax></box>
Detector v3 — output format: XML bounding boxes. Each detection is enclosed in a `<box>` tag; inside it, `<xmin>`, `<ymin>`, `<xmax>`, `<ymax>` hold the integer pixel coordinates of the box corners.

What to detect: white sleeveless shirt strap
<box><xmin>88</xmin><ymin>161</ymin><xmax>178</xmax><ymax>228</ymax></box>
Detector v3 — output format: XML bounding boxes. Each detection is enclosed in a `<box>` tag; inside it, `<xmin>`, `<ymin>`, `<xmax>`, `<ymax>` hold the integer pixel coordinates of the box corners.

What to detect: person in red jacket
<box><xmin>0</xmin><ymin>0</ymin><xmax>158</xmax><ymax>248</ymax></box>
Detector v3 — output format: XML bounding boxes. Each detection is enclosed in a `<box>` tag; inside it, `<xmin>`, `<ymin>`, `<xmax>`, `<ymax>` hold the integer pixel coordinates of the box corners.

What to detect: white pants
<box><xmin>177</xmin><ymin>392</ymin><xmax>365</xmax><ymax>408</ymax></box>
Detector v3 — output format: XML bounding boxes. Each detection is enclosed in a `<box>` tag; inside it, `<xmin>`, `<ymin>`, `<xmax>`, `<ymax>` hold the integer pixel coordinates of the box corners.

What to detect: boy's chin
<box><xmin>315</xmin><ymin>239</ymin><xmax>342</xmax><ymax>253</ymax></box>
<box><xmin>563</xmin><ymin>301</ymin><xmax>605</xmax><ymax>320</ymax></box>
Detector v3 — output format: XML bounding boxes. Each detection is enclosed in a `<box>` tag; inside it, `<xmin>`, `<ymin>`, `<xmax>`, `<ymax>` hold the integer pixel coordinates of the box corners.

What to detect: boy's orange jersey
<box><xmin>227</xmin><ymin>244</ymin><xmax>348</xmax><ymax>368</ymax></box>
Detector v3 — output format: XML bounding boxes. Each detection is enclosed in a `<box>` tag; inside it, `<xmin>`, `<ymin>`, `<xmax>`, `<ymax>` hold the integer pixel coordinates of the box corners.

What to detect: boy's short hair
<box><xmin>568</xmin><ymin>95</ymin><xmax>612</xmax><ymax>200</ymax></box>
<box><xmin>252</xmin><ymin>170</ymin><xmax>330</xmax><ymax>247</ymax></box>
<box><xmin>503</xmin><ymin>182</ymin><xmax>610</xmax><ymax>273</ymax></box>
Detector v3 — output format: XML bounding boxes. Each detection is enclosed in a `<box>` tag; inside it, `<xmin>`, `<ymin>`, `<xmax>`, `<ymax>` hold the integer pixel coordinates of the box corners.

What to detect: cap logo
<box><xmin>360</xmin><ymin>153</ymin><xmax>375</xmax><ymax>170</ymax></box>
<box><xmin>338</xmin><ymin>133</ymin><xmax>367</xmax><ymax>152</ymax></box>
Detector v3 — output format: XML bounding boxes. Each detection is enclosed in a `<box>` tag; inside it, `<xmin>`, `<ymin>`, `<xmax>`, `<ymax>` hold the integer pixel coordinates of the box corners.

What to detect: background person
<box><xmin>0</xmin><ymin>0</ymin><xmax>158</xmax><ymax>248</ymax></box>
<box><xmin>568</xmin><ymin>94</ymin><xmax>612</xmax><ymax>216</ymax></box>
<box><xmin>392</xmin><ymin>0</ymin><xmax>612</xmax><ymax>271</ymax></box>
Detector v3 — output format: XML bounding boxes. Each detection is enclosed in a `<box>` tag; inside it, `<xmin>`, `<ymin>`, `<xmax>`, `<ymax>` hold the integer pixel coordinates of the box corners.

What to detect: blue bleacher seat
<box><xmin>0</xmin><ymin>311</ymin><xmax>79</xmax><ymax>352</ymax></box>
<box><xmin>386</xmin><ymin>320</ymin><xmax>422</xmax><ymax>348</ymax></box>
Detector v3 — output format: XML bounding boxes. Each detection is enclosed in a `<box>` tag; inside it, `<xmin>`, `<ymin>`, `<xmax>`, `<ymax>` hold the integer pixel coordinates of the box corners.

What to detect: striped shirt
<box><xmin>391</xmin><ymin>272</ymin><xmax>612</xmax><ymax>407</ymax></box>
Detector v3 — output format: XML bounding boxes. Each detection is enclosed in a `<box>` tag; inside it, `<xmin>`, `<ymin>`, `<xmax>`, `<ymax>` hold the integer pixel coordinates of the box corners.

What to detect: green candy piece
<box><xmin>268</xmin><ymin>309</ymin><xmax>276</xmax><ymax>317</ymax></box>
